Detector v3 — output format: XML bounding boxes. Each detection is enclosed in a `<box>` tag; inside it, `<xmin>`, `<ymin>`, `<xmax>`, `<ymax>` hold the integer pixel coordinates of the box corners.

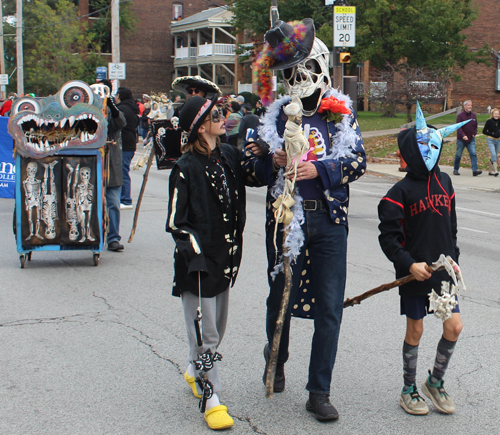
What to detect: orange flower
<box><xmin>317</xmin><ymin>96</ymin><xmax>351</xmax><ymax>123</ymax></box>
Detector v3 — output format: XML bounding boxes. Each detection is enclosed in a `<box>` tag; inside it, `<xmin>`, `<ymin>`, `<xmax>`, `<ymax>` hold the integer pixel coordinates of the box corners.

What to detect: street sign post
<box><xmin>96</xmin><ymin>67</ymin><xmax>108</xmax><ymax>81</ymax></box>
<box><xmin>333</xmin><ymin>6</ymin><xmax>356</xmax><ymax>48</ymax></box>
<box><xmin>108</xmin><ymin>63</ymin><xmax>126</xmax><ymax>80</ymax></box>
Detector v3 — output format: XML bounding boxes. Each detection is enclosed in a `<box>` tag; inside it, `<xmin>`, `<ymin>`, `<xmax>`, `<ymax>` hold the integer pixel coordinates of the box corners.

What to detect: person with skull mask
<box><xmin>378</xmin><ymin>102</ymin><xmax>469</xmax><ymax>416</ymax></box>
<box><xmin>243</xmin><ymin>19</ymin><xmax>366</xmax><ymax>421</ymax></box>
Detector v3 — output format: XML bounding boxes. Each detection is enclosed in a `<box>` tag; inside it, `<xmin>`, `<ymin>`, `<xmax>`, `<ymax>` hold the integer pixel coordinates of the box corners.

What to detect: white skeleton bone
<box><xmin>428</xmin><ymin>254</ymin><xmax>466</xmax><ymax>322</ymax></box>
<box><xmin>23</xmin><ymin>162</ymin><xmax>43</xmax><ymax>241</ymax></box>
<box><xmin>41</xmin><ymin>161</ymin><xmax>59</xmax><ymax>239</ymax></box>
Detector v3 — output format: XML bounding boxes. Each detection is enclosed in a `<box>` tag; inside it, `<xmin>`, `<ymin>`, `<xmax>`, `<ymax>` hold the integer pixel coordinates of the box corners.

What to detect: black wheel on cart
<box><xmin>20</xmin><ymin>255</ymin><xmax>26</xmax><ymax>268</ymax></box>
<box><xmin>93</xmin><ymin>253</ymin><xmax>99</xmax><ymax>266</ymax></box>
<box><xmin>26</xmin><ymin>252</ymin><xmax>32</xmax><ymax>261</ymax></box>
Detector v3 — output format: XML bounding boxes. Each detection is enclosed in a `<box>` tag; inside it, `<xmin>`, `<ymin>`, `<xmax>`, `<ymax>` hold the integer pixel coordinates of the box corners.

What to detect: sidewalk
<box><xmin>368</xmin><ymin>162</ymin><xmax>500</xmax><ymax>192</ymax></box>
<box><xmin>363</xmin><ymin>128</ymin><xmax>500</xmax><ymax>191</ymax></box>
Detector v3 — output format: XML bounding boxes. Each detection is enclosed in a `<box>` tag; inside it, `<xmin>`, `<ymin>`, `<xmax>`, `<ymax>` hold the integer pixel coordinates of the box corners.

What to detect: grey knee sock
<box><xmin>403</xmin><ymin>341</ymin><xmax>419</xmax><ymax>387</ymax></box>
<box><xmin>431</xmin><ymin>336</ymin><xmax>457</xmax><ymax>382</ymax></box>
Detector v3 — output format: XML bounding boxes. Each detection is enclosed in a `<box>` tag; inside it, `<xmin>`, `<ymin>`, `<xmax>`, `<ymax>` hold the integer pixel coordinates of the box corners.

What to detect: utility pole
<box><xmin>16</xmin><ymin>0</ymin><xmax>23</xmax><ymax>95</ymax></box>
<box><xmin>111</xmin><ymin>0</ymin><xmax>120</xmax><ymax>89</ymax></box>
<box><xmin>270</xmin><ymin>0</ymin><xmax>278</xmax><ymax>100</ymax></box>
<box><xmin>0</xmin><ymin>0</ymin><xmax>6</xmax><ymax>99</ymax></box>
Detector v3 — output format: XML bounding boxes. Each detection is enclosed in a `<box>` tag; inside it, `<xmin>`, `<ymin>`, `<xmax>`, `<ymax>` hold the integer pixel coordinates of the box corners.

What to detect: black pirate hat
<box><xmin>171</xmin><ymin>75</ymin><xmax>221</xmax><ymax>98</ymax></box>
<box><xmin>179</xmin><ymin>95</ymin><xmax>218</xmax><ymax>143</ymax></box>
<box><xmin>264</xmin><ymin>18</ymin><xmax>315</xmax><ymax>70</ymax></box>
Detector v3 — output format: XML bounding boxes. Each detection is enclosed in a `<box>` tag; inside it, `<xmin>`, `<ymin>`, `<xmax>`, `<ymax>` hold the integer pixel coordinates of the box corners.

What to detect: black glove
<box><xmin>107</xmin><ymin>96</ymin><xmax>121</xmax><ymax>118</ymax></box>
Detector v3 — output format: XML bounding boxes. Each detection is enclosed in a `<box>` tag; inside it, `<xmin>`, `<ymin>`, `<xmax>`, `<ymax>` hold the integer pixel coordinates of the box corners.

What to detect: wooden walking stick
<box><xmin>343</xmin><ymin>254</ymin><xmax>461</xmax><ymax>308</ymax></box>
<box><xmin>265</xmin><ymin>99</ymin><xmax>309</xmax><ymax>398</ymax></box>
<box><xmin>128</xmin><ymin>146</ymin><xmax>155</xmax><ymax>243</ymax></box>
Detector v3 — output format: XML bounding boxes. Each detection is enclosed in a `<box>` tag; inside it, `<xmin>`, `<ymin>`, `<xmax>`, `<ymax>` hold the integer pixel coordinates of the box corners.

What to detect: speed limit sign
<box><xmin>333</xmin><ymin>6</ymin><xmax>356</xmax><ymax>48</ymax></box>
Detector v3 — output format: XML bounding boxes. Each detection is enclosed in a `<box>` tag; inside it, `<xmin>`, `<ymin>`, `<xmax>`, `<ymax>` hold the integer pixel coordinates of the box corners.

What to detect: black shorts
<box><xmin>400</xmin><ymin>294</ymin><xmax>460</xmax><ymax>320</ymax></box>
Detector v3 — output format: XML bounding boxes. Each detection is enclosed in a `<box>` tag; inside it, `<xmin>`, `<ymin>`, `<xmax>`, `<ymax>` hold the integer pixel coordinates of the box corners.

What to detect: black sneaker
<box><xmin>107</xmin><ymin>241</ymin><xmax>124</xmax><ymax>251</ymax></box>
<box><xmin>262</xmin><ymin>343</ymin><xmax>285</xmax><ymax>393</ymax></box>
<box><xmin>473</xmin><ymin>170</ymin><xmax>482</xmax><ymax>176</ymax></box>
<box><xmin>453</xmin><ymin>170</ymin><xmax>460</xmax><ymax>176</ymax></box>
<box><xmin>306</xmin><ymin>392</ymin><xmax>339</xmax><ymax>421</ymax></box>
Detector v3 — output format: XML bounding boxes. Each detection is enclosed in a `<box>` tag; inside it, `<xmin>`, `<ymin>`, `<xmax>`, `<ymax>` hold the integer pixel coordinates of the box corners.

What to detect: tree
<box><xmin>350</xmin><ymin>0</ymin><xmax>491</xmax><ymax>116</ymax></box>
<box><xmin>227</xmin><ymin>0</ymin><xmax>333</xmax><ymax>45</ymax></box>
<box><xmin>1</xmin><ymin>0</ymin><xmax>136</xmax><ymax>96</ymax></box>
<box><xmin>369</xmin><ymin>63</ymin><xmax>452</xmax><ymax>122</ymax></box>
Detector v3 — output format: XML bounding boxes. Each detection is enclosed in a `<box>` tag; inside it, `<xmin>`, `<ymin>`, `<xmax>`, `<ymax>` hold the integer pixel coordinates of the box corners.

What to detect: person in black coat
<box><xmin>378</xmin><ymin>103</ymin><xmax>467</xmax><ymax>416</ymax></box>
<box><xmin>166</xmin><ymin>95</ymin><xmax>264</xmax><ymax>430</ymax></box>
<box><xmin>482</xmin><ymin>108</ymin><xmax>500</xmax><ymax>176</ymax></box>
<box><xmin>115</xmin><ymin>87</ymin><xmax>139</xmax><ymax>208</ymax></box>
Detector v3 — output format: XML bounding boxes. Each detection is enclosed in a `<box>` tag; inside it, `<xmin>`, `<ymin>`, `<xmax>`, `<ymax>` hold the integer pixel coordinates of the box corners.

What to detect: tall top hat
<box><xmin>253</xmin><ymin>19</ymin><xmax>315</xmax><ymax>105</ymax></box>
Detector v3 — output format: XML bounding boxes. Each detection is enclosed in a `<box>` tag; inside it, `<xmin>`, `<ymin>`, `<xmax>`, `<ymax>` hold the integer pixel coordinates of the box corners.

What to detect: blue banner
<box><xmin>0</xmin><ymin>117</ymin><xmax>15</xmax><ymax>198</ymax></box>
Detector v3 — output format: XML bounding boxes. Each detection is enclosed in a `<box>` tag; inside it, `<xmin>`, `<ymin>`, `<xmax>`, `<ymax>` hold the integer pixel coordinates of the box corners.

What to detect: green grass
<box><xmin>364</xmin><ymin>133</ymin><xmax>493</xmax><ymax>171</ymax></box>
<box><xmin>357</xmin><ymin>111</ymin><xmax>491</xmax><ymax>132</ymax></box>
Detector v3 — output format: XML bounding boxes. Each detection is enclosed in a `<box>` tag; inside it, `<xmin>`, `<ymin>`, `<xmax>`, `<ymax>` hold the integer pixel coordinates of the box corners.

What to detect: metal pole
<box><xmin>270</xmin><ymin>0</ymin><xmax>279</xmax><ymax>100</ymax></box>
<box><xmin>111</xmin><ymin>0</ymin><xmax>120</xmax><ymax>88</ymax></box>
<box><xmin>16</xmin><ymin>0</ymin><xmax>23</xmax><ymax>95</ymax></box>
<box><xmin>0</xmin><ymin>0</ymin><xmax>6</xmax><ymax>98</ymax></box>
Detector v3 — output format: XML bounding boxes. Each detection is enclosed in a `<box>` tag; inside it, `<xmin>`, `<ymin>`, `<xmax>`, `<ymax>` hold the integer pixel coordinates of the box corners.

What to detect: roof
<box><xmin>171</xmin><ymin>6</ymin><xmax>232</xmax><ymax>30</ymax></box>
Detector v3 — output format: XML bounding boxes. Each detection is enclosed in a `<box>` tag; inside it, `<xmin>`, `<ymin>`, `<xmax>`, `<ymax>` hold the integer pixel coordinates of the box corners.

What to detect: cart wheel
<box><xmin>93</xmin><ymin>253</ymin><xmax>99</xmax><ymax>266</ymax></box>
<box><xmin>20</xmin><ymin>255</ymin><xmax>26</xmax><ymax>268</ymax></box>
<box><xmin>27</xmin><ymin>252</ymin><xmax>32</xmax><ymax>261</ymax></box>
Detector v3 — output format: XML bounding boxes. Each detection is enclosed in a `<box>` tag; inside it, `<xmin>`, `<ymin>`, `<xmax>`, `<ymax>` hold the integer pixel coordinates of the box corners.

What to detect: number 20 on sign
<box><xmin>333</xmin><ymin>6</ymin><xmax>356</xmax><ymax>48</ymax></box>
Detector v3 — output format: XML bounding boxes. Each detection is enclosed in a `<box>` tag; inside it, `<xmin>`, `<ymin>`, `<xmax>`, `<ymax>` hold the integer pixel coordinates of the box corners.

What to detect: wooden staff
<box><xmin>128</xmin><ymin>148</ymin><xmax>155</xmax><ymax>243</ymax></box>
<box><xmin>265</xmin><ymin>235</ymin><xmax>293</xmax><ymax>398</ymax></box>
<box><xmin>344</xmin><ymin>265</ymin><xmax>434</xmax><ymax>308</ymax></box>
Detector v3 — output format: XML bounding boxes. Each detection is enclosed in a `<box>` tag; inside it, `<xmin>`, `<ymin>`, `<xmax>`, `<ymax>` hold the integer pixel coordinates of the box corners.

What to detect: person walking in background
<box><xmin>453</xmin><ymin>100</ymin><xmax>481</xmax><ymax>176</ymax></box>
<box><xmin>225</xmin><ymin>102</ymin><xmax>242</xmax><ymax>148</ymax></box>
<box><xmin>140</xmin><ymin>99</ymin><xmax>151</xmax><ymax>146</ymax></box>
<box><xmin>0</xmin><ymin>93</ymin><xmax>18</xmax><ymax>116</ymax></box>
<box><xmin>254</xmin><ymin>99</ymin><xmax>266</xmax><ymax>118</ymax></box>
<box><xmin>482</xmin><ymin>107</ymin><xmax>500</xmax><ymax>176</ymax></box>
<box><xmin>115</xmin><ymin>87</ymin><xmax>139</xmax><ymax>210</ymax></box>
<box><xmin>99</xmin><ymin>79</ymin><xmax>127</xmax><ymax>251</ymax></box>
<box><xmin>238</xmin><ymin>103</ymin><xmax>260</xmax><ymax>146</ymax></box>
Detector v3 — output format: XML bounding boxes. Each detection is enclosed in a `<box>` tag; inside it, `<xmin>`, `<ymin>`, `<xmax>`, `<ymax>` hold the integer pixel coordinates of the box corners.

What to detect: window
<box><xmin>173</xmin><ymin>3</ymin><xmax>183</xmax><ymax>20</ymax></box>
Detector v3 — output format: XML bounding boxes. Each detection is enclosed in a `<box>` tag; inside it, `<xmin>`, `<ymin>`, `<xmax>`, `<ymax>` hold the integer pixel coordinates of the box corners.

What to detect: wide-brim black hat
<box><xmin>179</xmin><ymin>95</ymin><xmax>218</xmax><ymax>143</ymax></box>
<box><xmin>171</xmin><ymin>75</ymin><xmax>221</xmax><ymax>98</ymax></box>
<box><xmin>264</xmin><ymin>18</ymin><xmax>315</xmax><ymax>70</ymax></box>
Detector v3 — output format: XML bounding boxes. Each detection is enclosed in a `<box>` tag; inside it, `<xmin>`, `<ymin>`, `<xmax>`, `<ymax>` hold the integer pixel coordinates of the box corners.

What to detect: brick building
<box><xmin>450</xmin><ymin>0</ymin><xmax>500</xmax><ymax>112</ymax></box>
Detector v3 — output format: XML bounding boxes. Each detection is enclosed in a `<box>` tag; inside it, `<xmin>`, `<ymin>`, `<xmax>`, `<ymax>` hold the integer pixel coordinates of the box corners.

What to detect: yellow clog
<box><xmin>184</xmin><ymin>372</ymin><xmax>202</xmax><ymax>399</ymax></box>
<box><xmin>204</xmin><ymin>405</ymin><xmax>234</xmax><ymax>430</ymax></box>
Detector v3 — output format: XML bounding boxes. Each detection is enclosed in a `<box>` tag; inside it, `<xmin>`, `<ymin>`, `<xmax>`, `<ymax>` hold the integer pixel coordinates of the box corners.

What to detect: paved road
<box><xmin>1</xmin><ymin>160</ymin><xmax>499</xmax><ymax>434</ymax></box>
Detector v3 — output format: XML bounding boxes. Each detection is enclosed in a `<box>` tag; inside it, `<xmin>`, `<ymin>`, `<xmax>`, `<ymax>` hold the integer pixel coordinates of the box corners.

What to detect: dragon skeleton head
<box><xmin>9</xmin><ymin>80</ymin><xmax>107</xmax><ymax>158</ymax></box>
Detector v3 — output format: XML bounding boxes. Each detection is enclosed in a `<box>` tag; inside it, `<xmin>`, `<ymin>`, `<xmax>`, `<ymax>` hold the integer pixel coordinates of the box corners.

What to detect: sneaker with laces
<box><xmin>306</xmin><ymin>392</ymin><xmax>339</xmax><ymax>421</ymax></box>
<box><xmin>400</xmin><ymin>385</ymin><xmax>429</xmax><ymax>415</ymax></box>
<box><xmin>421</xmin><ymin>372</ymin><xmax>455</xmax><ymax>414</ymax></box>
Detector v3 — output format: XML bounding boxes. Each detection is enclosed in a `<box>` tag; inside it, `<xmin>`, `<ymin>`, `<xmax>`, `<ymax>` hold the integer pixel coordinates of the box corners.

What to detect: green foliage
<box><xmin>350</xmin><ymin>0</ymin><xmax>490</xmax><ymax>73</ymax></box>
<box><xmin>2</xmin><ymin>0</ymin><xmax>137</xmax><ymax>96</ymax></box>
<box><xmin>21</xmin><ymin>0</ymin><xmax>98</xmax><ymax>95</ymax></box>
<box><xmin>227</xmin><ymin>0</ymin><xmax>332</xmax><ymax>40</ymax></box>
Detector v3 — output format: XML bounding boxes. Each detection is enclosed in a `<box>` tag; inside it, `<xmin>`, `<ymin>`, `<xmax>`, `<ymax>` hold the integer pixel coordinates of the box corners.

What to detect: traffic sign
<box><xmin>0</xmin><ymin>74</ymin><xmax>8</xmax><ymax>85</ymax></box>
<box><xmin>108</xmin><ymin>63</ymin><xmax>126</xmax><ymax>80</ymax></box>
<box><xmin>96</xmin><ymin>66</ymin><xmax>108</xmax><ymax>81</ymax></box>
<box><xmin>333</xmin><ymin>6</ymin><xmax>356</xmax><ymax>48</ymax></box>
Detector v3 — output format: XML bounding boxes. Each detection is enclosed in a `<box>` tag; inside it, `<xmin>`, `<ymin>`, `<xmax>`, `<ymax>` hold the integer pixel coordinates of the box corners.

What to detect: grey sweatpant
<box><xmin>182</xmin><ymin>289</ymin><xmax>229</xmax><ymax>393</ymax></box>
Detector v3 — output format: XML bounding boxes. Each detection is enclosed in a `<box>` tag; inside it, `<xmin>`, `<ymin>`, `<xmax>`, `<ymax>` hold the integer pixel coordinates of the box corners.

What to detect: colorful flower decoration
<box><xmin>317</xmin><ymin>96</ymin><xmax>351</xmax><ymax>124</ymax></box>
<box><xmin>252</xmin><ymin>21</ymin><xmax>308</xmax><ymax>106</ymax></box>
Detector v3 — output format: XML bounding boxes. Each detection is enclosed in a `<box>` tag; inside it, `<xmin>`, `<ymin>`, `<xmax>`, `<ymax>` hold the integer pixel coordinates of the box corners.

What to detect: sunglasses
<box><xmin>206</xmin><ymin>109</ymin><xmax>224</xmax><ymax>123</ymax></box>
<box><xmin>187</xmin><ymin>88</ymin><xmax>202</xmax><ymax>95</ymax></box>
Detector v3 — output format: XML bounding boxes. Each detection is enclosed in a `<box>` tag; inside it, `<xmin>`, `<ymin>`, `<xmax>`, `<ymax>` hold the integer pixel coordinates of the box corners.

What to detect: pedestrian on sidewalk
<box><xmin>115</xmin><ymin>87</ymin><xmax>139</xmax><ymax>209</ymax></box>
<box><xmin>166</xmin><ymin>95</ymin><xmax>265</xmax><ymax>431</ymax></box>
<box><xmin>482</xmin><ymin>107</ymin><xmax>500</xmax><ymax>176</ymax></box>
<box><xmin>453</xmin><ymin>100</ymin><xmax>481</xmax><ymax>176</ymax></box>
<box><xmin>378</xmin><ymin>102</ymin><xmax>467</xmax><ymax>416</ymax></box>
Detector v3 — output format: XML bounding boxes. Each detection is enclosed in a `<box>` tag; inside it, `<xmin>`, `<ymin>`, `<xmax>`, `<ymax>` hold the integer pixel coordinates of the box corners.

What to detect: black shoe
<box><xmin>453</xmin><ymin>170</ymin><xmax>460</xmax><ymax>176</ymax></box>
<box><xmin>107</xmin><ymin>241</ymin><xmax>124</xmax><ymax>251</ymax></box>
<box><xmin>473</xmin><ymin>170</ymin><xmax>482</xmax><ymax>176</ymax></box>
<box><xmin>262</xmin><ymin>343</ymin><xmax>285</xmax><ymax>393</ymax></box>
<box><xmin>306</xmin><ymin>392</ymin><xmax>339</xmax><ymax>421</ymax></box>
